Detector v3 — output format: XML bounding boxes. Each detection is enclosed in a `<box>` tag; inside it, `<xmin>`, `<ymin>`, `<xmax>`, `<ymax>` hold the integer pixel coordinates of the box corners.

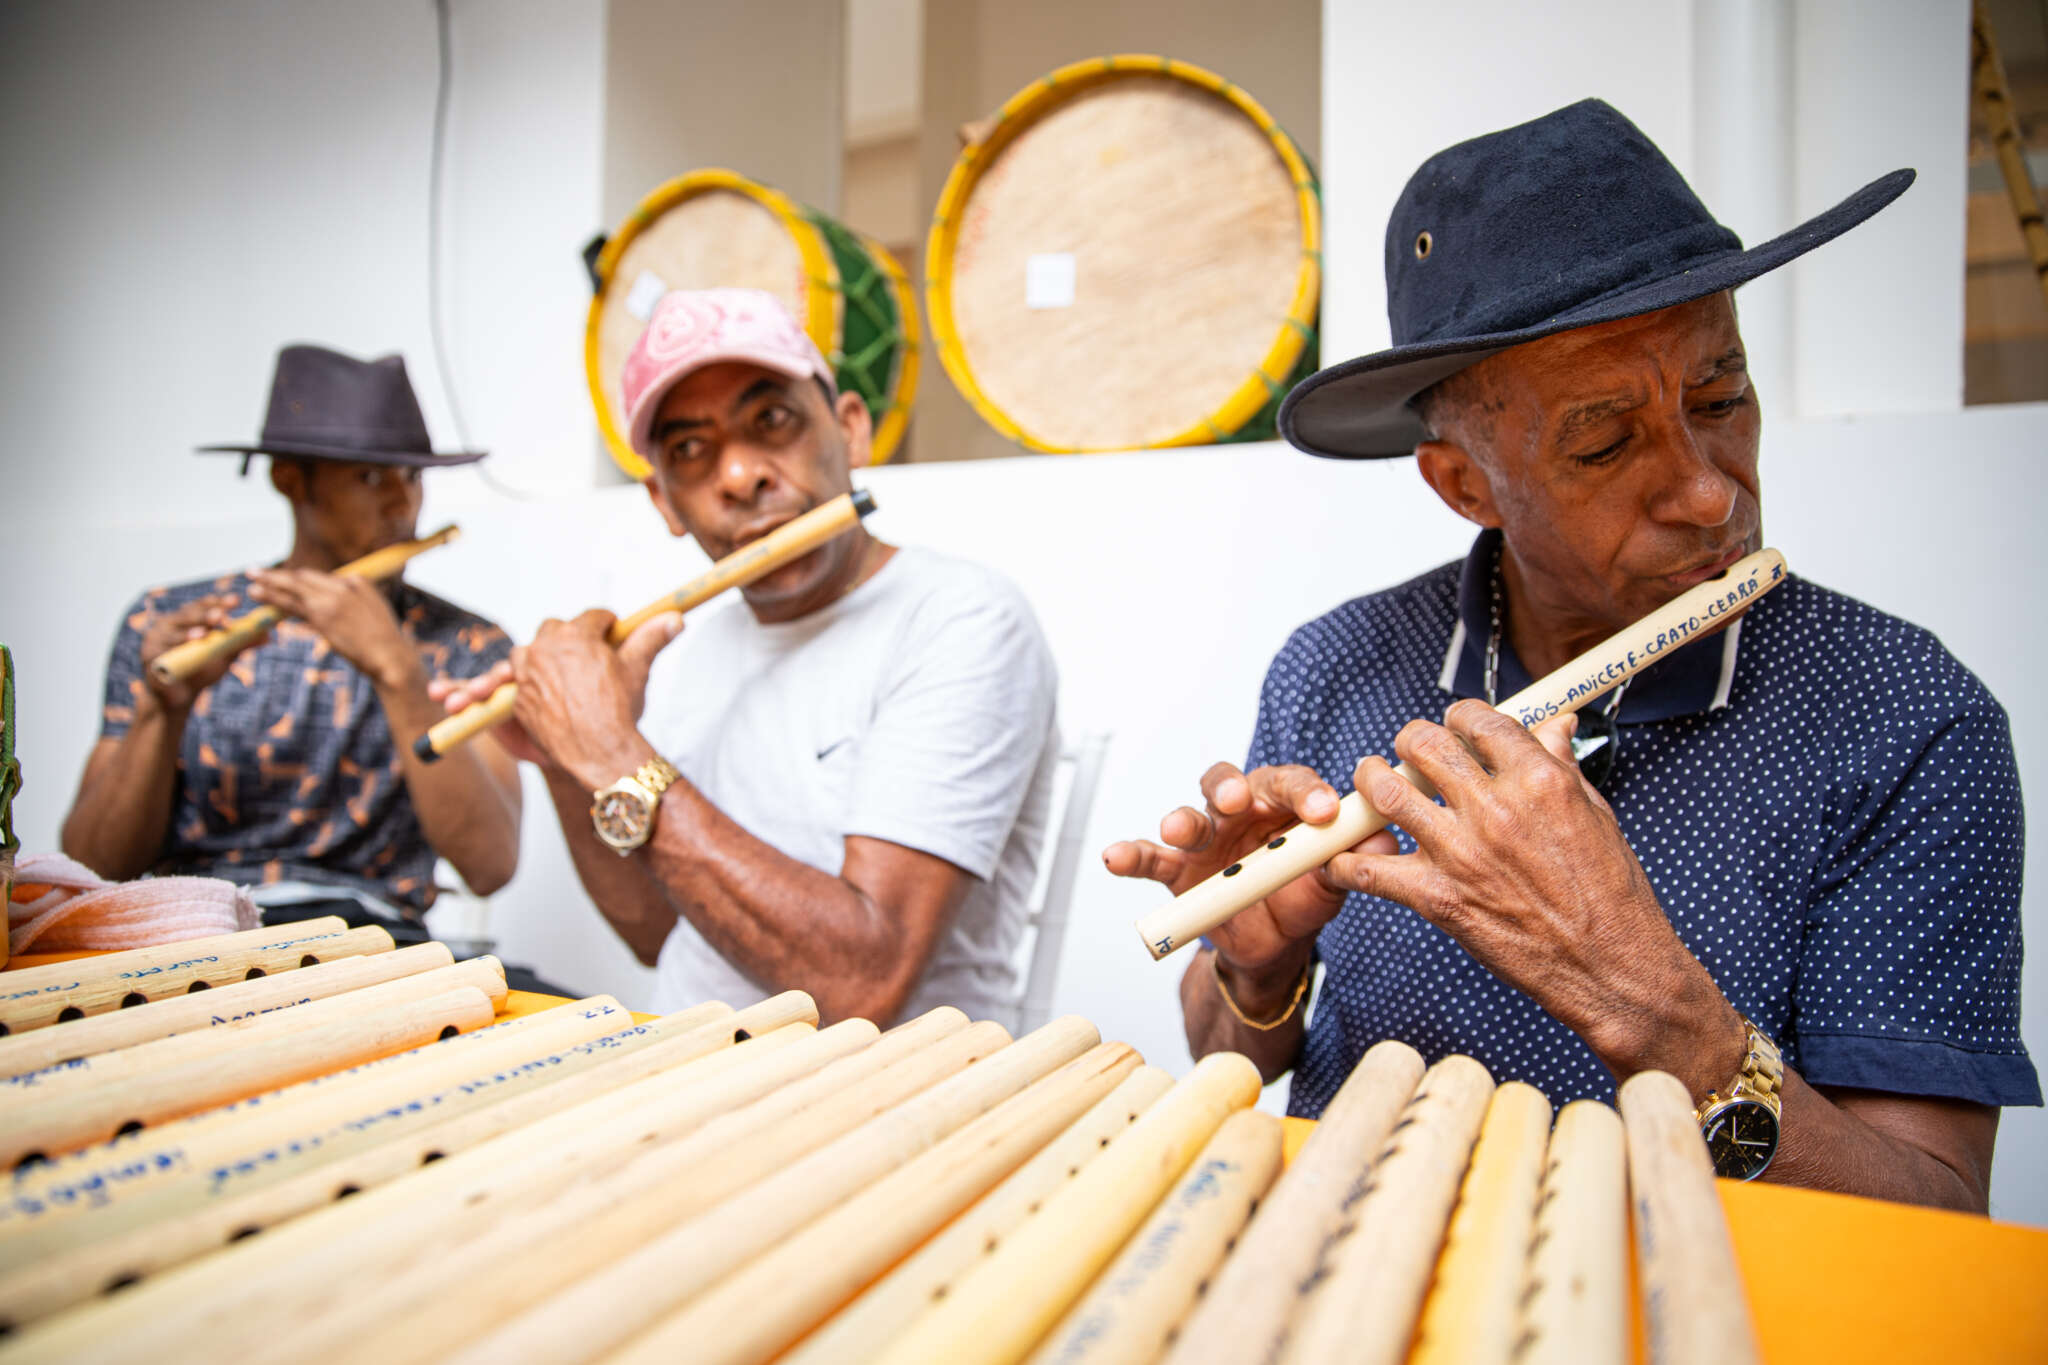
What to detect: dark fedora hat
<box><xmin>1279</xmin><ymin>98</ymin><xmax>1915</xmax><ymax>459</ymax></box>
<box><xmin>199</xmin><ymin>344</ymin><xmax>486</xmax><ymax>468</ymax></box>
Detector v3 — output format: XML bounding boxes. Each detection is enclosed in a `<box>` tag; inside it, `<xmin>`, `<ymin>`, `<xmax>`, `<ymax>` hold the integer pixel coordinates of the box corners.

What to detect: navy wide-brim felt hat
<box><xmin>1279</xmin><ymin>98</ymin><xmax>1915</xmax><ymax>459</ymax></box>
<box><xmin>199</xmin><ymin>345</ymin><xmax>486</xmax><ymax>468</ymax></box>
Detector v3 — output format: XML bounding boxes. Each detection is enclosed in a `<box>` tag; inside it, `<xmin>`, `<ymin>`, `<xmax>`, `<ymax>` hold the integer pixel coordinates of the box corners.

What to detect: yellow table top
<box><xmin>1278</xmin><ymin>1119</ymin><xmax>2048</xmax><ymax>1363</ymax></box>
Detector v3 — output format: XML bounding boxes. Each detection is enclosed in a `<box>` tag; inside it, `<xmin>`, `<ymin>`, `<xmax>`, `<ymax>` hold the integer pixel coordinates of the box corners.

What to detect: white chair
<box><xmin>1017</xmin><ymin>732</ymin><xmax>1111</xmax><ymax>1034</ymax></box>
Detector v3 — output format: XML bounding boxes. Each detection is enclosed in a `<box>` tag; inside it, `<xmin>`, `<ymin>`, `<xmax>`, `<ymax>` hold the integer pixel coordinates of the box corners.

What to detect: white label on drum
<box><xmin>1025</xmin><ymin>253</ymin><xmax>1076</xmax><ymax>309</ymax></box>
<box><xmin>625</xmin><ymin>270</ymin><xmax>670</xmax><ymax>321</ymax></box>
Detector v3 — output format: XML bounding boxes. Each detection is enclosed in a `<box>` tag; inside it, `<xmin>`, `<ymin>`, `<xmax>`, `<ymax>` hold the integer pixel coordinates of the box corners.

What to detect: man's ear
<box><xmin>834</xmin><ymin>389</ymin><xmax>873</xmax><ymax>472</ymax></box>
<box><xmin>269</xmin><ymin>458</ymin><xmax>307</xmax><ymax>505</ymax></box>
<box><xmin>1415</xmin><ymin>440</ymin><xmax>1502</xmax><ymax>529</ymax></box>
<box><xmin>642</xmin><ymin>475</ymin><xmax>689</xmax><ymax>538</ymax></box>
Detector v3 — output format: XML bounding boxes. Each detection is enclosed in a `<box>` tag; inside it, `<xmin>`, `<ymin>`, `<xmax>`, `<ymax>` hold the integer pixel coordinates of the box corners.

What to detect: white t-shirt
<box><xmin>638</xmin><ymin>546</ymin><xmax>1059</xmax><ymax>1029</ymax></box>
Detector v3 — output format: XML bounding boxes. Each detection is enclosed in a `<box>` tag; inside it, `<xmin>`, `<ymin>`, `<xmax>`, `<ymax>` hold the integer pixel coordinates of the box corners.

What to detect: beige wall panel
<box><xmin>845</xmin><ymin>134</ymin><xmax>923</xmax><ymax>248</ymax></box>
<box><xmin>603</xmin><ymin>0</ymin><xmax>845</xmax><ymax>228</ymax></box>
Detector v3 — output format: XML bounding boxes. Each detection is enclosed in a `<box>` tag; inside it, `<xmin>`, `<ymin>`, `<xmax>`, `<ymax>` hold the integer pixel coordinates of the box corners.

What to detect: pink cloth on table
<box><xmin>7</xmin><ymin>853</ymin><xmax>259</xmax><ymax>955</ymax></box>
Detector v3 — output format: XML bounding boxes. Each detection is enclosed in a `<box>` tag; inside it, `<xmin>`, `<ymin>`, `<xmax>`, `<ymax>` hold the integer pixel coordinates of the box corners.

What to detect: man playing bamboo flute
<box><xmin>1106</xmin><ymin>100</ymin><xmax>2035</xmax><ymax>1210</ymax></box>
<box><xmin>63</xmin><ymin>346</ymin><xmax>523</xmax><ymax>950</ymax></box>
<box><xmin>438</xmin><ymin>289</ymin><xmax>1059</xmax><ymax>1028</ymax></box>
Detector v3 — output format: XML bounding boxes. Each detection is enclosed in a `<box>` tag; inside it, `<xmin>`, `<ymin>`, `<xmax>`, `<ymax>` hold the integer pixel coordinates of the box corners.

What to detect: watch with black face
<box><xmin>589</xmin><ymin>755</ymin><xmax>682</xmax><ymax>856</ymax></box>
<box><xmin>1695</xmin><ymin>1014</ymin><xmax>1783</xmax><ymax>1181</ymax></box>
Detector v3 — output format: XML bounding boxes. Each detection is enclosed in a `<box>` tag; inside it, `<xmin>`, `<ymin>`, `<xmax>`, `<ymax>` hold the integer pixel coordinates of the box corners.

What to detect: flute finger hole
<box><xmin>186</xmin><ymin>979</ymin><xmax>212</xmax><ymax>993</ymax></box>
<box><xmin>421</xmin><ymin>1150</ymin><xmax>446</xmax><ymax>1164</ymax></box>
<box><xmin>118</xmin><ymin>994</ymin><xmax>146</xmax><ymax>1010</ymax></box>
<box><xmin>300</xmin><ymin>954</ymin><xmax>321</xmax><ymax>968</ymax></box>
<box><xmin>102</xmin><ymin>1274</ymin><xmax>142</xmax><ymax>1296</ymax></box>
<box><xmin>115</xmin><ymin>1120</ymin><xmax>144</xmax><ymax>1137</ymax></box>
<box><xmin>335</xmin><ymin>1184</ymin><xmax>362</xmax><ymax>1200</ymax></box>
<box><xmin>437</xmin><ymin>1025</ymin><xmax>459</xmax><ymax>1040</ymax></box>
<box><xmin>13</xmin><ymin>1151</ymin><xmax>47</xmax><ymax>1171</ymax></box>
<box><xmin>733</xmin><ymin>1028</ymin><xmax>753</xmax><ymax>1043</ymax></box>
<box><xmin>245</xmin><ymin>967</ymin><xmax>267</xmax><ymax>979</ymax></box>
<box><xmin>229</xmin><ymin>1225</ymin><xmax>262</xmax><ymax>1242</ymax></box>
<box><xmin>1222</xmin><ymin>863</ymin><xmax>1243</xmax><ymax>877</ymax></box>
<box><xmin>58</xmin><ymin>1006</ymin><xmax>86</xmax><ymax>1022</ymax></box>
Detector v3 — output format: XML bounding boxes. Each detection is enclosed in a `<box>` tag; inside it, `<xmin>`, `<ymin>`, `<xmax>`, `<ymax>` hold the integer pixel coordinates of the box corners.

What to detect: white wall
<box><xmin>3</xmin><ymin>0</ymin><xmax>2045</xmax><ymax>1231</ymax></box>
<box><xmin>1320</xmin><ymin>0</ymin><xmax>1974</xmax><ymax>419</ymax></box>
<box><xmin>845</xmin><ymin>0</ymin><xmax>923</xmax><ymax>146</ymax></box>
<box><xmin>0</xmin><ymin>0</ymin><xmax>603</xmax><ymax>517</ymax></box>
<box><xmin>1791</xmin><ymin>0</ymin><xmax>1971</xmax><ymax>416</ymax></box>
<box><xmin>604</xmin><ymin>0</ymin><xmax>845</xmax><ymax>225</ymax></box>
<box><xmin>1319</xmin><ymin>0</ymin><xmax>1696</xmax><ymax>367</ymax></box>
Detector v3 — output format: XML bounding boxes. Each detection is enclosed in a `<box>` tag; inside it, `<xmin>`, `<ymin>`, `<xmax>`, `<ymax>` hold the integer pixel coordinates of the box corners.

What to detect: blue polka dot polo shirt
<box><xmin>1261</xmin><ymin>530</ymin><xmax>2038</xmax><ymax>1115</ymax></box>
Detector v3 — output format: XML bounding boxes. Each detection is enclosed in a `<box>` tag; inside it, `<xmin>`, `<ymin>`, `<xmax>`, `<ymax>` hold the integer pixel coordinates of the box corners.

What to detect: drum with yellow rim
<box><xmin>586</xmin><ymin>168</ymin><xmax>921</xmax><ymax>477</ymax></box>
<box><xmin>927</xmin><ymin>55</ymin><xmax>1321</xmax><ymax>453</ymax></box>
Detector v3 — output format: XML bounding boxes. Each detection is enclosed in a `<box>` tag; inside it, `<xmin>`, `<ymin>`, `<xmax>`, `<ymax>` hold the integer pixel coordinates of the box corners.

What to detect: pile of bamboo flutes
<box><xmin>0</xmin><ymin>921</ymin><xmax>1753</xmax><ymax>1365</ymax></box>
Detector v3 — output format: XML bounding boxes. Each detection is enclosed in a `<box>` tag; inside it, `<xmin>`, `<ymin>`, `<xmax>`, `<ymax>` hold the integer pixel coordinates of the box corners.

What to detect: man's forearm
<box><xmin>1763</xmin><ymin>1073</ymin><xmax>1992</xmax><ymax>1212</ymax></box>
<box><xmin>548</xmin><ymin>760</ymin><xmax>913</xmax><ymax>1015</ymax></box>
<box><xmin>1181</xmin><ymin>947</ymin><xmax>1310</xmax><ymax>1084</ymax></box>
<box><xmin>1576</xmin><ymin>964</ymin><xmax>1992</xmax><ymax>1211</ymax></box>
<box><xmin>542</xmin><ymin>766</ymin><xmax>679</xmax><ymax>965</ymax></box>
<box><xmin>638</xmin><ymin>780</ymin><xmax>925</xmax><ymax>1023</ymax></box>
<box><xmin>60</xmin><ymin>708</ymin><xmax>186</xmax><ymax>881</ymax></box>
<box><xmin>378</xmin><ymin>666</ymin><xmax>519</xmax><ymax>895</ymax></box>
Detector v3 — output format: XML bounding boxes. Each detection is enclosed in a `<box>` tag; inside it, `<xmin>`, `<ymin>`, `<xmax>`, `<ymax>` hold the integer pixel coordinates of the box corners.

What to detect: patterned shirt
<box><xmin>1257</xmin><ymin>530</ymin><xmax>2037</xmax><ymax>1115</ymax></box>
<box><xmin>99</xmin><ymin>571</ymin><xmax>511</xmax><ymax>913</ymax></box>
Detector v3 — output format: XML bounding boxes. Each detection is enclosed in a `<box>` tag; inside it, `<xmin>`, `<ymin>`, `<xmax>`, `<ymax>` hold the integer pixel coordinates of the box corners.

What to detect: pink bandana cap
<box><xmin>622</xmin><ymin>288</ymin><xmax>837</xmax><ymax>458</ymax></box>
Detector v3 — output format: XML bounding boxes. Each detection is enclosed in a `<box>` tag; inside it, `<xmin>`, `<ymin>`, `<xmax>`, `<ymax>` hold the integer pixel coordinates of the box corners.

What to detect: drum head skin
<box><xmin>930</xmin><ymin>56</ymin><xmax>1321</xmax><ymax>452</ymax></box>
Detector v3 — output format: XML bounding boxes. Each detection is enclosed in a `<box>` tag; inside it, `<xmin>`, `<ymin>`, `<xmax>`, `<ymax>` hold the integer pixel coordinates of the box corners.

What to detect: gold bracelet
<box><xmin>1210</xmin><ymin>951</ymin><xmax>1312</xmax><ymax>1032</ymax></box>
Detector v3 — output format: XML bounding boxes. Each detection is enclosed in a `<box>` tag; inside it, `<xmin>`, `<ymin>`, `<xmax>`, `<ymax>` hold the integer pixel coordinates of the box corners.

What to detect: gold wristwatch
<box><xmin>589</xmin><ymin>755</ymin><xmax>682</xmax><ymax>856</ymax></box>
<box><xmin>1695</xmin><ymin>1013</ymin><xmax>1784</xmax><ymax>1181</ymax></box>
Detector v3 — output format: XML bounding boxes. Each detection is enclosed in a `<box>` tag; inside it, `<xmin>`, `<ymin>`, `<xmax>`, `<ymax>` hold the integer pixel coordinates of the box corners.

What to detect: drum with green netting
<box><xmin>587</xmin><ymin>168</ymin><xmax>921</xmax><ymax>476</ymax></box>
